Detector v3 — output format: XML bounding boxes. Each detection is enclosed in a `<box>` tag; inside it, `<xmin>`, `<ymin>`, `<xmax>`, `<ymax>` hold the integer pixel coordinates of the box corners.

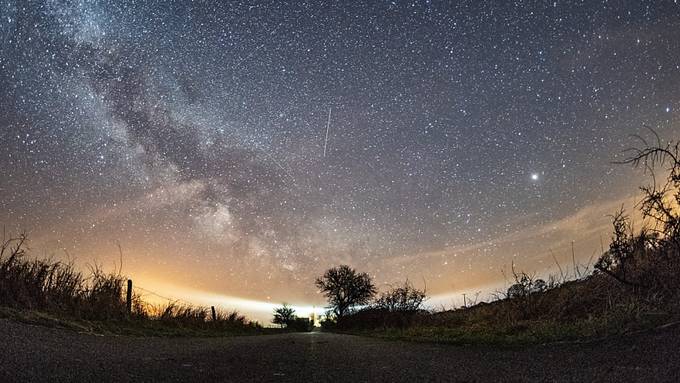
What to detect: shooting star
<box><xmin>323</xmin><ymin>107</ymin><xmax>332</xmax><ymax>157</ymax></box>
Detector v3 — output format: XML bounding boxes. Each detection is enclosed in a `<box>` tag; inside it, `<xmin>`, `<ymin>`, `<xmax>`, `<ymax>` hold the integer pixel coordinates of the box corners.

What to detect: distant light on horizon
<box><xmin>138</xmin><ymin>281</ymin><xmax>326</xmax><ymax>325</ymax></box>
<box><xmin>2</xmin><ymin>0</ymin><xmax>679</xmax><ymax>322</ymax></box>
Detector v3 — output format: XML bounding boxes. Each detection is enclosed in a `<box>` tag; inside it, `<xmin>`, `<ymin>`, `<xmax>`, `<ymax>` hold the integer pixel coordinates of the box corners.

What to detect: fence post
<box><xmin>211</xmin><ymin>306</ymin><xmax>217</xmax><ymax>322</ymax></box>
<box><xmin>126</xmin><ymin>279</ymin><xmax>133</xmax><ymax>316</ymax></box>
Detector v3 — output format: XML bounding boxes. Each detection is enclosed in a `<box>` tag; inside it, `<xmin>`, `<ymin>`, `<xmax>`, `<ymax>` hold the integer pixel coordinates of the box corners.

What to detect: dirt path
<box><xmin>0</xmin><ymin>319</ymin><xmax>678</xmax><ymax>382</ymax></box>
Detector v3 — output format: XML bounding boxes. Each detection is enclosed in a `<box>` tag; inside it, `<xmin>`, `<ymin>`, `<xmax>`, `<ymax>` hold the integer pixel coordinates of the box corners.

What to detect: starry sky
<box><xmin>1</xmin><ymin>1</ymin><xmax>679</xmax><ymax>316</ymax></box>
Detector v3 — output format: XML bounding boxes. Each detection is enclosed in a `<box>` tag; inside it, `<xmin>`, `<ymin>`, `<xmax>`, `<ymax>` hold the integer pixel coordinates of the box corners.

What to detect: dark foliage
<box><xmin>0</xmin><ymin>233</ymin><xmax>259</xmax><ymax>331</ymax></box>
<box><xmin>374</xmin><ymin>280</ymin><xmax>426</xmax><ymax>312</ymax></box>
<box><xmin>315</xmin><ymin>265</ymin><xmax>377</xmax><ymax>318</ymax></box>
<box><xmin>337</xmin><ymin>307</ymin><xmax>431</xmax><ymax>330</ymax></box>
<box><xmin>272</xmin><ymin>303</ymin><xmax>296</xmax><ymax>328</ymax></box>
<box><xmin>0</xmin><ymin>232</ymin><xmax>127</xmax><ymax>320</ymax></box>
<box><xmin>594</xmin><ymin>131</ymin><xmax>680</xmax><ymax>300</ymax></box>
<box><xmin>286</xmin><ymin>317</ymin><xmax>312</xmax><ymax>332</ymax></box>
<box><xmin>333</xmin><ymin>132</ymin><xmax>680</xmax><ymax>339</ymax></box>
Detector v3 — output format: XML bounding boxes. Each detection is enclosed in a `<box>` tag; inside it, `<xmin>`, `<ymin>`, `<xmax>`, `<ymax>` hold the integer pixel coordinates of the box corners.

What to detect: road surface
<box><xmin>0</xmin><ymin>318</ymin><xmax>678</xmax><ymax>382</ymax></box>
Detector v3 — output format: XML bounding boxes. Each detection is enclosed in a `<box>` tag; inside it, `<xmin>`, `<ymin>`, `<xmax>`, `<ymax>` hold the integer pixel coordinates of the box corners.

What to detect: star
<box><xmin>1</xmin><ymin>0</ymin><xmax>679</xmax><ymax>321</ymax></box>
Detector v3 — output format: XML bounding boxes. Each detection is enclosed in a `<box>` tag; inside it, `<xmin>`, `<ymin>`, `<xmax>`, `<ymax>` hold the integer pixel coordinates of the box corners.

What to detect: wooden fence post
<box><xmin>126</xmin><ymin>279</ymin><xmax>133</xmax><ymax>316</ymax></box>
<box><xmin>211</xmin><ymin>306</ymin><xmax>217</xmax><ymax>322</ymax></box>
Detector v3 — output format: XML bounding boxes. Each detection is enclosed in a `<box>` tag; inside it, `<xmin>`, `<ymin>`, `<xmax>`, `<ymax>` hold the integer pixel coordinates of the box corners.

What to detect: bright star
<box><xmin>531</xmin><ymin>173</ymin><xmax>539</xmax><ymax>181</ymax></box>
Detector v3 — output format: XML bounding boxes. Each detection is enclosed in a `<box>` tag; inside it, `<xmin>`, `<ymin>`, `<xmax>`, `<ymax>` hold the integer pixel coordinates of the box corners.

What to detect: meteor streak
<box><xmin>323</xmin><ymin>107</ymin><xmax>332</xmax><ymax>157</ymax></box>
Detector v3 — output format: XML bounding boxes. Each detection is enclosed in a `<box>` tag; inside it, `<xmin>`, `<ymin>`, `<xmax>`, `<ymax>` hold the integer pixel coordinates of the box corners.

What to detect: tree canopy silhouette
<box><xmin>315</xmin><ymin>265</ymin><xmax>376</xmax><ymax>318</ymax></box>
<box><xmin>594</xmin><ymin>128</ymin><xmax>680</xmax><ymax>288</ymax></box>
<box><xmin>272</xmin><ymin>303</ymin><xmax>296</xmax><ymax>328</ymax></box>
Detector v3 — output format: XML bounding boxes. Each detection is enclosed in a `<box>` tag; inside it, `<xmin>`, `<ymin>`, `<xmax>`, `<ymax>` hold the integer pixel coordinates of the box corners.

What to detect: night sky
<box><xmin>1</xmin><ymin>1</ymin><xmax>679</xmax><ymax>316</ymax></box>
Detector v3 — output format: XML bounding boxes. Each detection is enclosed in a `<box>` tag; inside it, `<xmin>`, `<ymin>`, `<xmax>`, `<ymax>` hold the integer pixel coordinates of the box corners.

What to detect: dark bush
<box><xmin>374</xmin><ymin>280</ymin><xmax>426</xmax><ymax>312</ymax></box>
<box><xmin>287</xmin><ymin>317</ymin><xmax>312</xmax><ymax>332</ymax></box>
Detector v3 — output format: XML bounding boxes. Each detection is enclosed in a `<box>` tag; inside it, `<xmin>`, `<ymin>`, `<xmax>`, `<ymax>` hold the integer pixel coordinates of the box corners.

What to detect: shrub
<box><xmin>287</xmin><ymin>317</ymin><xmax>312</xmax><ymax>332</ymax></box>
<box><xmin>374</xmin><ymin>280</ymin><xmax>426</xmax><ymax>312</ymax></box>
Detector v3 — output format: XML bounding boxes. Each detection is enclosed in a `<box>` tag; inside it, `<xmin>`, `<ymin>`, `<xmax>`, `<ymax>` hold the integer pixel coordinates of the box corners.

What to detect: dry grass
<box><xmin>333</xmin><ymin>133</ymin><xmax>680</xmax><ymax>344</ymax></box>
<box><xmin>0</xmin><ymin>233</ymin><xmax>127</xmax><ymax>320</ymax></box>
<box><xmin>338</xmin><ymin>267</ymin><xmax>679</xmax><ymax>344</ymax></box>
<box><xmin>0</xmin><ymin>232</ymin><xmax>260</xmax><ymax>334</ymax></box>
<box><xmin>334</xmin><ymin>215</ymin><xmax>680</xmax><ymax>343</ymax></box>
<box><xmin>336</xmin><ymin>219</ymin><xmax>680</xmax><ymax>343</ymax></box>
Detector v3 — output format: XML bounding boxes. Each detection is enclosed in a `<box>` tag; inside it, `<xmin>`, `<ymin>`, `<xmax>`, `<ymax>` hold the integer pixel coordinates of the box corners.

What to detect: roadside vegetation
<box><xmin>0</xmin><ymin>235</ymin><xmax>263</xmax><ymax>336</ymax></box>
<box><xmin>272</xmin><ymin>303</ymin><xmax>312</xmax><ymax>331</ymax></box>
<box><xmin>4</xmin><ymin>132</ymin><xmax>680</xmax><ymax>342</ymax></box>
<box><xmin>317</xmin><ymin>132</ymin><xmax>680</xmax><ymax>344</ymax></box>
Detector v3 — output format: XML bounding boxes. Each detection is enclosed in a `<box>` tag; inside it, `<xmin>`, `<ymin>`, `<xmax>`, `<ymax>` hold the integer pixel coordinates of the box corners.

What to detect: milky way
<box><xmin>1</xmin><ymin>1</ymin><xmax>680</xmax><ymax>308</ymax></box>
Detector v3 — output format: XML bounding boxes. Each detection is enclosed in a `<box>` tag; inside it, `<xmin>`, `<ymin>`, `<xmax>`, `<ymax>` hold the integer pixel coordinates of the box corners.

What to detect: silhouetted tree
<box><xmin>620</xmin><ymin>128</ymin><xmax>680</xmax><ymax>246</ymax></box>
<box><xmin>315</xmin><ymin>265</ymin><xmax>376</xmax><ymax>318</ymax></box>
<box><xmin>594</xmin><ymin>209</ymin><xmax>643</xmax><ymax>286</ymax></box>
<box><xmin>272</xmin><ymin>303</ymin><xmax>295</xmax><ymax>328</ymax></box>
<box><xmin>595</xmin><ymin>129</ymin><xmax>680</xmax><ymax>288</ymax></box>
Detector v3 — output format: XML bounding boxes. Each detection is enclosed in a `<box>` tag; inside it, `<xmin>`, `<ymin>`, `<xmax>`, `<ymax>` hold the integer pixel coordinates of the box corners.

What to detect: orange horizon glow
<box><xmin>15</xmin><ymin>190</ymin><xmax>655</xmax><ymax>324</ymax></box>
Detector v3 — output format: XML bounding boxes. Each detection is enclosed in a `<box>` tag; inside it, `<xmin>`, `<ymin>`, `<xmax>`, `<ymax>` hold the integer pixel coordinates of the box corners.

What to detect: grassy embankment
<box><xmin>330</xmin><ymin>135</ymin><xmax>680</xmax><ymax>345</ymax></box>
<box><xmin>334</xmin><ymin>272</ymin><xmax>679</xmax><ymax>346</ymax></box>
<box><xmin>0</xmin><ymin>234</ymin><xmax>275</xmax><ymax>337</ymax></box>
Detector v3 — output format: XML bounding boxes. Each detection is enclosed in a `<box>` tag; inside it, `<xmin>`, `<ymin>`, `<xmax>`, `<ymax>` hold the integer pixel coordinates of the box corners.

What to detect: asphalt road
<box><xmin>0</xmin><ymin>319</ymin><xmax>678</xmax><ymax>382</ymax></box>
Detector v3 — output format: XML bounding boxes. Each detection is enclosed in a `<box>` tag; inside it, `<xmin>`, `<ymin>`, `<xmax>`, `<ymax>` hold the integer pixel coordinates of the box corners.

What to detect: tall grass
<box><xmin>337</xmin><ymin>260</ymin><xmax>679</xmax><ymax>343</ymax></box>
<box><xmin>337</xmin><ymin>227</ymin><xmax>680</xmax><ymax>337</ymax></box>
<box><xmin>0</xmin><ymin>232</ymin><xmax>258</xmax><ymax>331</ymax></box>
<box><xmin>0</xmin><ymin>233</ymin><xmax>125</xmax><ymax>319</ymax></box>
<box><xmin>334</xmin><ymin>132</ymin><xmax>680</xmax><ymax>342</ymax></box>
